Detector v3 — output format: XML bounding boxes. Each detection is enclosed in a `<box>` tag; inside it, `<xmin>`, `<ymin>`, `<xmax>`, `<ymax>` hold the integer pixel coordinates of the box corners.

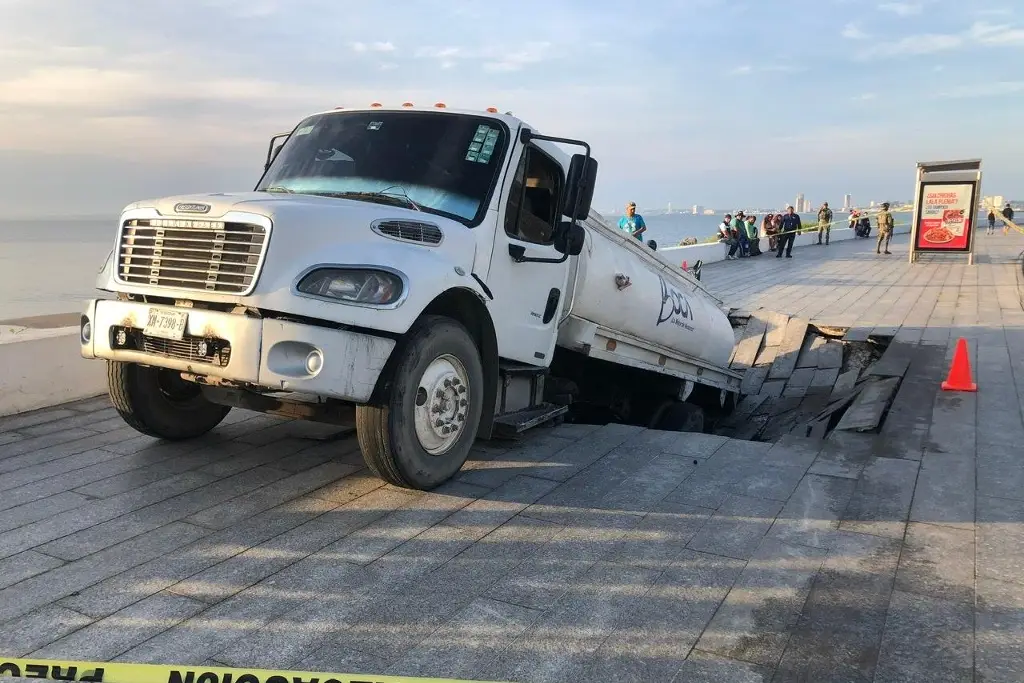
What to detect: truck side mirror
<box><xmin>553</xmin><ymin>221</ymin><xmax>586</xmax><ymax>256</ymax></box>
<box><xmin>563</xmin><ymin>154</ymin><xmax>598</xmax><ymax>220</ymax></box>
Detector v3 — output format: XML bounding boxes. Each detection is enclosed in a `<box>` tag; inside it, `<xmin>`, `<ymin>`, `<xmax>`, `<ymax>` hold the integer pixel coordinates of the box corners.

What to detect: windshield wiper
<box><xmin>326</xmin><ymin>189</ymin><xmax>423</xmax><ymax>212</ymax></box>
<box><xmin>264</xmin><ymin>186</ymin><xmax>296</xmax><ymax>193</ymax></box>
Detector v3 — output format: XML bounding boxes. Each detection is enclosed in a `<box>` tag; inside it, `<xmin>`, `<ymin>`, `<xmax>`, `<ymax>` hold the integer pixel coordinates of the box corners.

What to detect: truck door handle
<box><xmin>542</xmin><ymin>288</ymin><xmax>561</xmax><ymax>324</ymax></box>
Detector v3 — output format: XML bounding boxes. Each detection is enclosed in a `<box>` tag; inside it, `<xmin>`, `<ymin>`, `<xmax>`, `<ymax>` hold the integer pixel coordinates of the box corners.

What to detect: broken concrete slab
<box><xmin>768</xmin><ymin>318</ymin><xmax>810</xmax><ymax>381</ymax></box>
<box><xmin>817</xmin><ymin>341</ymin><xmax>844</xmax><ymax>369</ymax></box>
<box><xmin>830</xmin><ymin>369</ymin><xmax>859</xmax><ymax>400</ymax></box>
<box><xmin>835</xmin><ymin>377</ymin><xmax>900</xmax><ymax>432</ymax></box>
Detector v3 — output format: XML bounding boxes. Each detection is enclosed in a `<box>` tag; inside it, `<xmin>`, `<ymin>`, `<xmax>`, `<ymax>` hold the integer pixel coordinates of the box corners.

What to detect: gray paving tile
<box><xmin>530</xmin><ymin>423</ymin><xmax>644</xmax><ymax>483</ymax></box>
<box><xmin>18</xmin><ymin>408</ymin><xmax>119</xmax><ymax>436</ymax></box>
<box><xmin>839</xmin><ymin>456</ymin><xmax>919</xmax><ymax>539</ymax></box>
<box><xmin>0</xmin><ymin>521</ymin><xmax>209</xmax><ymax>623</ymax></box>
<box><xmin>686</xmin><ymin>495</ymin><xmax>784</xmax><ymax>560</ymax></box>
<box><xmin>874</xmin><ymin>589</ymin><xmax>973</xmax><ymax>683</ymax></box>
<box><xmin>0</xmin><ymin>491</ymin><xmax>91</xmax><ymax>533</ymax></box>
<box><xmin>911</xmin><ymin>452</ymin><xmax>975</xmax><ymax>529</ymax></box>
<box><xmin>0</xmin><ymin>550</ymin><xmax>65</xmax><ymax>590</ymax></box>
<box><xmin>767</xmin><ymin>474</ymin><xmax>857</xmax><ymax>549</ymax></box>
<box><xmin>895</xmin><ymin>522</ymin><xmax>975</xmax><ymax>605</ymax></box>
<box><xmin>772</xmin><ymin>531</ymin><xmax>901</xmax><ymax>683</ymax></box>
<box><xmin>0</xmin><ymin>448</ymin><xmax>128</xmax><ymax>496</ymax></box>
<box><xmin>674</xmin><ymin>650</ymin><xmax>772</xmax><ymax>682</ymax></box>
<box><xmin>0</xmin><ymin>604</ymin><xmax>93</xmax><ymax>656</ymax></box>
<box><xmin>0</xmin><ymin>408</ymin><xmax>79</xmax><ymax>433</ymax></box>
<box><xmin>696</xmin><ymin>538</ymin><xmax>828</xmax><ymax>667</ymax></box>
<box><xmin>977</xmin><ymin>494</ymin><xmax>1024</xmax><ymax>587</ymax></box>
<box><xmin>975</xmin><ymin>577</ymin><xmax>1024</xmax><ymax>683</ymax></box>
<box><xmin>30</xmin><ymin>592</ymin><xmax>208</xmax><ymax>660</ymax></box>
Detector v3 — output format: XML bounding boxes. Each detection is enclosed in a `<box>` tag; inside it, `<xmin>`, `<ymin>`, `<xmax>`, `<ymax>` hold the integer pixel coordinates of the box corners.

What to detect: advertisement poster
<box><xmin>915</xmin><ymin>181</ymin><xmax>976</xmax><ymax>251</ymax></box>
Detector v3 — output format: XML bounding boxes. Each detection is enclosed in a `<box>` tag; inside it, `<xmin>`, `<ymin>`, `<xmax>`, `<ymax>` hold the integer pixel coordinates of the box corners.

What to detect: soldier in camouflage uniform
<box><xmin>817</xmin><ymin>202</ymin><xmax>833</xmax><ymax>245</ymax></box>
<box><xmin>876</xmin><ymin>202</ymin><xmax>894</xmax><ymax>255</ymax></box>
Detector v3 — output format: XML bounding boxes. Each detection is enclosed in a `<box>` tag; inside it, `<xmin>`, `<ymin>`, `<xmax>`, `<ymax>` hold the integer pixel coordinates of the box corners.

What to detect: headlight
<box><xmin>296</xmin><ymin>268</ymin><xmax>404</xmax><ymax>306</ymax></box>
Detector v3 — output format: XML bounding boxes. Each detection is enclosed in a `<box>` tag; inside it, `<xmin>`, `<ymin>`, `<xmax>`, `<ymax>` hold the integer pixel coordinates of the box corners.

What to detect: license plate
<box><xmin>143</xmin><ymin>308</ymin><xmax>189</xmax><ymax>341</ymax></box>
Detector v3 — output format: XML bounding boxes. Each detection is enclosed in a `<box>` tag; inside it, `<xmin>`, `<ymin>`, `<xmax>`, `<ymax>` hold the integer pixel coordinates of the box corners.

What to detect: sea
<box><xmin>0</xmin><ymin>211</ymin><xmax>914</xmax><ymax>321</ymax></box>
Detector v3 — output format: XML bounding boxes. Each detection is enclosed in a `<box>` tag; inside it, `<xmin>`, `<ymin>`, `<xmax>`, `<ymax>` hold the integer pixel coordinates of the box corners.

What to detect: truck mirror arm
<box><xmin>508</xmin><ymin>243</ymin><xmax>569</xmax><ymax>264</ymax></box>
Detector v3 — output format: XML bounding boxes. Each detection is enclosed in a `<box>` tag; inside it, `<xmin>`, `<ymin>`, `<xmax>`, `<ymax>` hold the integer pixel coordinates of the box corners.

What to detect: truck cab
<box><xmin>82</xmin><ymin>104</ymin><xmax>594</xmax><ymax>490</ymax></box>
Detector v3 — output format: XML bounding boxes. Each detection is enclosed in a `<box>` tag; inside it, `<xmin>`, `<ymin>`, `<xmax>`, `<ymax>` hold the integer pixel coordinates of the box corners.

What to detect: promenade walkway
<box><xmin>0</xmin><ymin>232</ymin><xmax>1022</xmax><ymax>682</ymax></box>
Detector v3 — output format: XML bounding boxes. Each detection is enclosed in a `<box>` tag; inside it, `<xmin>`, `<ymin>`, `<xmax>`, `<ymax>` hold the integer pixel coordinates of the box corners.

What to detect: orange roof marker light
<box><xmin>434</xmin><ymin>102</ymin><xmax>447</xmax><ymax>108</ymax></box>
<box><xmin>401</xmin><ymin>101</ymin><xmax>414</xmax><ymax>108</ymax></box>
<box><xmin>369</xmin><ymin>102</ymin><xmax>383</xmax><ymax>108</ymax></box>
<box><xmin>485</xmin><ymin>107</ymin><xmax>498</xmax><ymax>113</ymax></box>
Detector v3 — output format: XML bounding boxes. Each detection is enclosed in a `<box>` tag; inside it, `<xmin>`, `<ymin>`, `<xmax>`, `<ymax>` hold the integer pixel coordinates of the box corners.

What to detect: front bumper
<box><xmin>80</xmin><ymin>299</ymin><xmax>396</xmax><ymax>403</ymax></box>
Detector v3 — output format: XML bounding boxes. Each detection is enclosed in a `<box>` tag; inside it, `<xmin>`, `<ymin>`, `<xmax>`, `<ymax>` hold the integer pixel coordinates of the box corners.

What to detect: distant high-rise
<box><xmin>795</xmin><ymin>193</ymin><xmax>804</xmax><ymax>211</ymax></box>
<box><xmin>843</xmin><ymin>194</ymin><xmax>852</xmax><ymax>211</ymax></box>
<box><xmin>691</xmin><ymin>204</ymin><xmax>703</xmax><ymax>215</ymax></box>
<box><xmin>667</xmin><ymin>202</ymin><xmax>672</xmax><ymax>213</ymax></box>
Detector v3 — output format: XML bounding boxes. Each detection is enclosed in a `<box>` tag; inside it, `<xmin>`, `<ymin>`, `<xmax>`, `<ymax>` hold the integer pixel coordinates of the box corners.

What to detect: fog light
<box><xmin>115</xmin><ymin>329</ymin><xmax>127</xmax><ymax>346</ymax></box>
<box><xmin>196</xmin><ymin>341</ymin><xmax>208</xmax><ymax>356</ymax></box>
<box><xmin>305</xmin><ymin>350</ymin><xmax>324</xmax><ymax>374</ymax></box>
<box><xmin>81</xmin><ymin>320</ymin><xmax>92</xmax><ymax>344</ymax></box>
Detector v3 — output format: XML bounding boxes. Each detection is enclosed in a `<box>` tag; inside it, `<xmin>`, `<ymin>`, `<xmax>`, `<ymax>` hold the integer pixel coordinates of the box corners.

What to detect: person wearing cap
<box><xmin>876</xmin><ymin>202</ymin><xmax>894</xmax><ymax>254</ymax></box>
<box><xmin>776</xmin><ymin>205</ymin><xmax>801</xmax><ymax>258</ymax></box>
<box><xmin>732</xmin><ymin>210</ymin><xmax>750</xmax><ymax>257</ymax></box>
<box><xmin>1003</xmin><ymin>202</ymin><xmax>1015</xmax><ymax>235</ymax></box>
<box><xmin>817</xmin><ymin>202</ymin><xmax>833</xmax><ymax>245</ymax></box>
<box><xmin>618</xmin><ymin>202</ymin><xmax>647</xmax><ymax>242</ymax></box>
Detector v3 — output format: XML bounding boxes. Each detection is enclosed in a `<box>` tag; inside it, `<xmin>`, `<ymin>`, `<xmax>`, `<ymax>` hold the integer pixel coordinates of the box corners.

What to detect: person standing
<box><xmin>987</xmin><ymin>209</ymin><xmax>997</xmax><ymax>235</ymax></box>
<box><xmin>719</xmin><ymin>214</ymin><xmax>739</xmax><ymax>260</ymax></box>
<box><xmin>762</xmin><ymin>213</ymin><xmax>777</xmax><ymax>252</ymax></box>
<box><xmin>746</xmin><ymin>214</ymin><xmax>761</xmax><ymax>255</ymax></box>
<box><xmin>618</xmin><ymin>202</ymin><xmax>647</xmax><ymax>242</ymax></box>
<box><xmin>876</xmin><ymin>202</ymin><xmax>894</xmax><ymax>254</ymax></box>
<box><xmin>1003</xmin><ymin>202</ymin><xmax>1015</xmax><ymax>235</ymax></box>
<box><xmin>776</xmin><ymin>205</ymin><xmax>800</xmax><ymax>258</ymax></box>
<box><xmin>733</xmin><ymin>211</ymin><xmax>750</xmax><ymax>257</ymax></box>
<box><xmin>817</xmin><ymin>202</ymin><xmax>833</xmax><ymax>245</ymax></box>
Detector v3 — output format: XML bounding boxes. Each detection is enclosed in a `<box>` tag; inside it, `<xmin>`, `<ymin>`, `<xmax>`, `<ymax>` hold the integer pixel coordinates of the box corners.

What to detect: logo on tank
<box><xmin>657</xmin><ymin>276</ymin><xmax>696</xmax><ymax>331</ymax></box>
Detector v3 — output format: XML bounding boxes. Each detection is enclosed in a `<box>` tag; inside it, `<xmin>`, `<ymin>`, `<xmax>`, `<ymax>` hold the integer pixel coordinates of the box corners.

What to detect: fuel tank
<box><xmin>560</xmin><ymin>212</ymin><xmax>736</xmax><ymax>369</ymax></box>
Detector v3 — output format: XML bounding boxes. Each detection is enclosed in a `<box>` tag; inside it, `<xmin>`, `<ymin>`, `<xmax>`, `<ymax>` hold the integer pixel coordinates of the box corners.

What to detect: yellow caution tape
<box><xmin>0</xmin><ymin>659</ymin><xmax>496</xmax><ymax>683</ymax></box>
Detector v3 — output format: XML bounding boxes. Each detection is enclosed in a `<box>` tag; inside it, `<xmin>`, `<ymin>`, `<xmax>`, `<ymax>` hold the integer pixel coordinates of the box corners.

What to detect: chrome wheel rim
<box><xmin>413</xmin><ymin>354</ymin><xmax>470</xmax><ymax>456</ymax></box>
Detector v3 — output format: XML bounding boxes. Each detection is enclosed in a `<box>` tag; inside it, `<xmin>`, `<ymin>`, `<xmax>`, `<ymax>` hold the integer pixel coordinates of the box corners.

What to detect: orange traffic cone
<box><xmin>941</xmin><ymin>338</ymin><xmax>977</xmax><ymax>392</ymax></box>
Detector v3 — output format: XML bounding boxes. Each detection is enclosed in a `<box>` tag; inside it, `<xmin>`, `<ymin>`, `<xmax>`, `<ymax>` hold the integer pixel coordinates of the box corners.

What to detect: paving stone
<box><xmin>740</xmin><ymin>366</ymin><xmax>770</xmax><ymax>395</ymax></box>
<box><xmin>874</xmin><ymin>590</ymin><xmax>973</xmax><ymax>683</ymax></box>
<box><xmin>759</xmin><ymin>380</ymin><xmax>786</xmax><ymax>398</ymax></box>
<box><xmin>529</xmin><ymin>423</ymin><xmax>644</xmax><ymax>483</ymax></box>
<box><xmin>30</xmin><ymin>592</ymin><xmax>208</xmax><ymax>660</ymax></box>
<box><xmin>686</xmin><ymin>494</ymin><xmax>783</xmax><ymax>560</ymax></box>
<box><xmin>816</xmin><ymin>340</ymin><xmax>844</xmax><ymax>369</ymax></box>
<box><xmin>809</xmin><ymin>367</ymin><xmax>840</xmax><ymax>389</ymax></box>
<box><xmin>768</xmin><ymin>318</ymin><xmax>809</xmax><ymax>380</ymax></box>
<box><xmin>0</xmin><ymin>521</ymin><xmax>209</xmax><ymax>623</ymax></box>
<box><xmin>773</xmin><ymin>531</ymin><xmax>901</xmax><ymax>682</ymax></box>
<box><xmin>975</xmin><ymin>577</ymin><xmax>1024</xmax><ymax>683</ymax></box>
<box><xmin>18</xmin><ymin>408</ymin><xmax>119</xmax><ymax>437</ymax></box>
<box><xmin>696</xmin><ymin>538</ymin><xmax>828</xmax><ymax>667</ymax></box>
<box><xmin>894</xmin><ymin>522</ymin><xmax>975</xmax><ymax>605</ymax></box>
<box><xmin>0</xmin><ymin>491</ymin><xmax>91</xmax><ymax>534</ymax></box>
<box><xmin>977</xmin><ymin>495</ymin><xmax>1024</xmax><ymax>587</ymax></box>
<box><xmin>0</xmin><ymin>550</ymin><xmax>65</xmax><ymax>591</ymax></box>
<box><xmin>796</xmin><ymin>335</ymin><xmax>826</xmax><ymax>368</ymax></box>
<box><xmin>835</xmin><ymin>377</ymin><xmax>900</xmax><ymax>432</ymax></box>
<box><xmin>840</xmin><ymin>456</ymin><xmax>919</xmax><ymax>539</ymax></box>
<box><xmin>911</xmin><ymin>453</ymin><xmax>975</xmax><ymax>529</ymax></box>
<box><xmin>829</xmin><ymin>369</ymin><xmax>859</xmax><ymax>400</ymax></box>
<box><xmin>605</xmin><ymin>499</ymin><xmax>712</xmax><ymax>569</ymax></box>
<box><xmin>0</xmin><ymin>604</ymin><xmax>93</xmax><ymax>656</ymax></box>
<box><xmin>809</xmin><ymin>431</ymin><xmax>874</xmax><ymax>479</ymax></box>
<box><xmin>767</xmin><ymin>474</ymin><xmax>858</xmax><ymax>549</ymax></box>
<box><xmin>977</xmin><ymin>441</ymin><xmax>1024</xmax><ymax>502</ymax></box>
<box><xmin>0</xmin><ymin>408</ymin><xmax>79</xmax><ymax>433</ymax></box>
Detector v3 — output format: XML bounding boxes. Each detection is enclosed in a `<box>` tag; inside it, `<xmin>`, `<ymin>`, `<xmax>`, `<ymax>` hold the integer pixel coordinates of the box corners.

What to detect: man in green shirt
<box><xmin>876</xmin><ymin>202</ymin><xmax>894</xmax><ymax>255</ymax></box>
<box><xmin>817</xmin><ymin>202</ymin><xmax>833</xmax><ymax>245</ymax></box>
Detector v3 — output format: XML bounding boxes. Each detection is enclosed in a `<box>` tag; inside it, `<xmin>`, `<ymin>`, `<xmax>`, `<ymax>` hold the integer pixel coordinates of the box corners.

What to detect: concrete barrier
<box><xmin>0</xmin><ymin>324</ymin><xmax>106</xmax><ymax>417</ymax></box>
<box><xmin>658</xmin><ymin>223</ymin><xmax>912</xmax><ymax>266</ymax></box>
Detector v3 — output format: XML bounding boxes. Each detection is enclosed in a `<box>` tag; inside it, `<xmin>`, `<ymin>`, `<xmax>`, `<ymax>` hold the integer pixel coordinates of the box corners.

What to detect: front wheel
<box><xmin>106</xmin><ymin>361</ymin><xmax>230</xmax><ymax>439</ymax></box>
<box><xmin>356</xmin><ymin>316</ymin><xmax>484</xmax><ymax>490</ymax></box>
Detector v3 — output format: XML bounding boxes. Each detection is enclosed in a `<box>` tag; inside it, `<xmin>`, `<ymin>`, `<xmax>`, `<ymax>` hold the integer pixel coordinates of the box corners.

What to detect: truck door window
<box><xmin>504</xmin><ymin>147</ymin><xmax>563</xmax><ymax>245</ymax></box>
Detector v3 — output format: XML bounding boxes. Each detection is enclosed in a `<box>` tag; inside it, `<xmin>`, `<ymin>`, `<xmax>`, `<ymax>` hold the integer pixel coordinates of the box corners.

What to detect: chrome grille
<box><xmin>140</xmin><ymin>333</ymin><xmax>232</xmax><ymax>367</ymax></box>
<box><xmin>372</xmin><ymin>219</ymin><xmax>443</xmax><ymax>245</ymax></box>
<box><xmin>117</xmin><ymin>218</ymin><xmax>267</xmax><ymax>294</ymax></box>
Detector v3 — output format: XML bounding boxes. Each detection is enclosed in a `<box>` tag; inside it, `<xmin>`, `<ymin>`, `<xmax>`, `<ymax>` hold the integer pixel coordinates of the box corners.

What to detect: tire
<box><xmin>106</xmin><ymin>361</ymin><xmax>230</xmax><ymax>439</ymax></box>
<box><xmin>653</xmin><ymin>400</ymin><xmax>705</xmax><ymax>433</ymax></box>
<box><xmin>356</xmin><ymin>315</ymin><xmax>484</xmax><ymax>490</ymax></box>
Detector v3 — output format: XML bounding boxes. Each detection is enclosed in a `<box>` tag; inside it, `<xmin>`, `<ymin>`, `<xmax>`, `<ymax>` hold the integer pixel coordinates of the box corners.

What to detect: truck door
<box><xmin>486</xmin><ymin>144</ymin><xmax>572</xmax><ymax>366</ymax></box>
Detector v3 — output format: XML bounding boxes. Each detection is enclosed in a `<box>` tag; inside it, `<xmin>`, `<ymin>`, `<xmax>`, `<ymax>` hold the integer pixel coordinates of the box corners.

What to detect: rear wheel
<box><xmin>106</xmin><ymin>361</ymin><xmax>230</xmax><ymax>439</ymax></box>
<box><xmin>356</xmin><ymin>316</ymin><xmax>484</xmax><ymax>490</ymax></box>
<box><xmin>652</xmin><ymin>400</ymin><xmax>705</xmax><ymax>433</ymax></box>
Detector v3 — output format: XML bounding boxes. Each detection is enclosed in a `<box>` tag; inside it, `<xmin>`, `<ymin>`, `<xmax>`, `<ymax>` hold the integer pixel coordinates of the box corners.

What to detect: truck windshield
<box><xmin>257</xmin><ymin>111</ymin><xmax>509</xmax><ymax>226</ymax></box>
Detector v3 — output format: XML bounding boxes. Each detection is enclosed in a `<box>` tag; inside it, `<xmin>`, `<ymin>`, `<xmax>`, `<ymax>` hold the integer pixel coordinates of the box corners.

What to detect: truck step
<box><xmin>492</xmin><ymin>402</ymin><xmax>569</xmax><ymax>438</ymax></box>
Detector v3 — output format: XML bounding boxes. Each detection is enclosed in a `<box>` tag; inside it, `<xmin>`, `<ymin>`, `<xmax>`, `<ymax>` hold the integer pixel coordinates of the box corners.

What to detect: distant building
<box><xmin>691</xmin><ymin>204</ymin><xmax>703</xmax><ymax>215</ymax></box>
<box><xmin>983</xmin><ymin>195</ymin><xmax>1005</xmax><ymax>210</ymax></box>
<box><xmin>795</xmin><ymin>193</ymin><xmax>804</xmax><ymax>212</ymax></box>
<box><xmin>702</xmin><ymin>208</ymin><xmax>716</xmax><ymax>215</ymax></box>
<box><xmin>870</xmin><ymin>200</ymin><xmax>876</xmax><ymax>208</ymax></box>
<box><xmin>843</xmin><ymin>194</ymin><xmax>852</xmax><ymax>211</ymax></box>
<box><xmin>667</xmin><ymin>202</ymin><xmax>672</xmax><ymax>213</ymax></box>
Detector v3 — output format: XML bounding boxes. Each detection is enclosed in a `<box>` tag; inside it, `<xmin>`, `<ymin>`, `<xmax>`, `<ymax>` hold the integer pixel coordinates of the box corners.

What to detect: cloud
<box><xmin>935</xmin><ymin>81</ymin><xmax>1024</xmax><ymax>99</ymax></box>
<box><xmin>857</xmin><ymin>20</ymin><xmax>1024</xmax><ymax>57</ymax></box>
<box><xmin>851</xmin><ymin>92</ymin><xmax>877</xmax><ymax>101</ymax></box>
<box><xmin>878</xmin><ymin>2</ymin><xmax>923</xmax><ymax>16</ymax></box>
<box><xmin>729</xmin><ymin>65</ymin><xmax>753</xmax><ymax>75</ymax></box>
<box><xmin>415</xmin><ymin>42</ymin><xmax>552</xmax><ymax>72</ymax></box>
<box><xmin>842</xmin><ymin>23</ymin><xmax>869</xmax><ymax>40</ymax></box>
<box><xmin>729</xmin><ymin>64</ymin><xmax>800</xmax><ymax>76</ymax></box>
<box><xmin>350</xmin><ymin>41</ymin><xmax>396</xmax><ymax>53</ymax></box>
<box><xmin>969</xmin><ymin>21</ymin><xmax>1024</xmax><ymax>44</ymax></box>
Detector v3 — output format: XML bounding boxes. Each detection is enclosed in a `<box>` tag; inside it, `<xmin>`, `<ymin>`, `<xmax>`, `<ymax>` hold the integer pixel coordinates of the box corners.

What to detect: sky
<box><xmin>0</xmin><ymin>0</ymin><xmax>1022</xmax><ymax>218</ymax></box>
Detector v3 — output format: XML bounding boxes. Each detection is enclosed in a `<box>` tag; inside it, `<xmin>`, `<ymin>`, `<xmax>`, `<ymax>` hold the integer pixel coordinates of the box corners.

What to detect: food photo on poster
<box><xmin>915</xmin><ymin>182</ymin><xmax>975</xmax><ymax>251</ymax></box>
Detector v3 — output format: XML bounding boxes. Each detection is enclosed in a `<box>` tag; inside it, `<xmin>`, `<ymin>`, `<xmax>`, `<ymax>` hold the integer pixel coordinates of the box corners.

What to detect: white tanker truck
<box><xmin>80</xmin><ymin>103</ymin><xmax>741</xmax><ymax>490</ymax></box>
